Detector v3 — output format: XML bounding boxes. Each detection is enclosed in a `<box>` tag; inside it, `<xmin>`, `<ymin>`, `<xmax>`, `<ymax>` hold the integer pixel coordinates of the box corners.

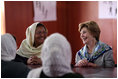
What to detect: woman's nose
<box><xmin>80</xmin><ymin>33</ymin><xmax>83</xmax><ymax>37</ymax></box>
<box><xmin>40</xmin><ymin>33</ymin><xmax>44</xmax><ymax>36</ymax></box>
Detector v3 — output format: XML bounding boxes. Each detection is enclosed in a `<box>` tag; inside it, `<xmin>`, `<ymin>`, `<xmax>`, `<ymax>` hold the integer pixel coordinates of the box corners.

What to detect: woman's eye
<box><xmin>83</xmin><ymin>31</ymin><xmax>86</xmax><ymax>34</ymax></box>
<box><xmin>36</xmin><ymin>31</ymin><xmax>47</xmax><ymax>34</ymax></box>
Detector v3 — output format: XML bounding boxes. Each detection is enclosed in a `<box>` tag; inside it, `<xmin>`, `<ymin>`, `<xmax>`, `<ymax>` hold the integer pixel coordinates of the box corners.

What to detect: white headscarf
<box><xmin>1</xmin><ymin>33</ymin><xmax>17</xmax><ymax>61</ymax></box>
<box><xmin>16</xmin><ymin>22</ymin><xmax>44</xmax><ymax>58</ymax></box>
<box><xmin>27</xmin><ymin>33</ymin><xmax>73</xmax><ymax>78</ymax></box>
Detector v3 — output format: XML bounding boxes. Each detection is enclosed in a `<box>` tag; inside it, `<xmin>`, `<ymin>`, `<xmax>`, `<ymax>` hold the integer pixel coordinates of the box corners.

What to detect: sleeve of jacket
<box><xmin>104</xmin><ymin>50</ymin><xmax>115</xmax><ymax>67</ymax></box>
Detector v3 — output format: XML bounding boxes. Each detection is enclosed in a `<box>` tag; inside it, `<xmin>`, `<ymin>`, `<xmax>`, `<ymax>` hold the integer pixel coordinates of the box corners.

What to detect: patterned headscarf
<box><xmin>1</xmin><ymin>33</ymin><xmax>17</xmax><ymax>61</ymax></box>
<box><xmin>27</xmin><ymin>33</ymin><xmax>73</xmax><ymax>78</ymax></box>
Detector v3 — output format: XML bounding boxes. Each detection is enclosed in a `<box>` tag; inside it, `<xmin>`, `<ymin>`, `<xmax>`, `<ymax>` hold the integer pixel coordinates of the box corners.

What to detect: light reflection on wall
<box><xmin>1</xmin><ymin>1</ymin><xmax>6</xmax><ymax>34</ymax></box>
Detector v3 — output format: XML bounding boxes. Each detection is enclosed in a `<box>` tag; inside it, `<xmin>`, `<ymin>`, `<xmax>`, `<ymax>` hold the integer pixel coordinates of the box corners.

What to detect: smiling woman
<box><xmin>14</xmin><ymin>22</ymin><xmax>48</xmax><ymax>65</ymax></box>
<box><xmin>75</xmin><ymin>21</ymin><xmax>115</xmax><ymax>68</ymax></box>
<box><xmin>33</xmin><ymin>23</ymin><xmax>47</xmax><ymax>48</ymax></box>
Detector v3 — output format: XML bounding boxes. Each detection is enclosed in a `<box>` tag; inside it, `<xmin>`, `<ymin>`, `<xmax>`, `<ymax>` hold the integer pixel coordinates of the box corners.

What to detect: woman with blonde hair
<box><xmin>75</xmin><ymin>21</ymin><xmax>115</xmax><ymax>67</ymax></box>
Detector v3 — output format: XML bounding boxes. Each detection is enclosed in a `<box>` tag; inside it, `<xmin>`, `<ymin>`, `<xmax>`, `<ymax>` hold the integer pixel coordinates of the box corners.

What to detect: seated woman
<box><xmin>1</xmin><ymin>33</ymin><xmax>30</xmax><ymax>78</ymax></box>
<box><xmin>14</xmin><ymin>22</ymin><xmax>48</xmax><ymax>65</ymax></box>
<box><xmin>75</xmin><ymin>21</ymin><xmax>115</xmax><ymax>67</ymax></box>
<box><xmin>27</xmin><ymin>33</ymin><xmax>83</xmax><ymax>78</ymax></box>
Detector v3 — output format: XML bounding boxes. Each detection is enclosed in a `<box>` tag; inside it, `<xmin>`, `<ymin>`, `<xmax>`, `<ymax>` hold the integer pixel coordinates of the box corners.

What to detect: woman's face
<box><xmin>80</xmin><ymin>27</ymin><xmax>94</xmax><ymax>45</ymax></box>
<box><xmin>34</xmin><ymin>26</ymin><xmax>47</xmax><ymax>47</ymax></box>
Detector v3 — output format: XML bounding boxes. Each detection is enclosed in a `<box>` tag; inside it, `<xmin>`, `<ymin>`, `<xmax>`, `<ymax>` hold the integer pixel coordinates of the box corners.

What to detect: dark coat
<box><xmin>1</xmin><ymin>60</ymin><xmax>30</xmax><ymax>78</ymax></box>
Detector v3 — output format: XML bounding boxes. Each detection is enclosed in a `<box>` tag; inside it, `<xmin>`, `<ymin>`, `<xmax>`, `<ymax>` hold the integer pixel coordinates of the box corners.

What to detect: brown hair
<box><xmin>78</xmin><ymin>21</ymin><xmax>101</xmax><ymax>41</ymax></box>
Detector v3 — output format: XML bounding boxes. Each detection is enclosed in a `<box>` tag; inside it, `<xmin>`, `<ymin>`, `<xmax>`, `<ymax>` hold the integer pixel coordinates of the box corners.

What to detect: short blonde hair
<box><xmin>78</xmin><ymin>21</ymin><xmax>101</xmax><ymax>41</ymax></box>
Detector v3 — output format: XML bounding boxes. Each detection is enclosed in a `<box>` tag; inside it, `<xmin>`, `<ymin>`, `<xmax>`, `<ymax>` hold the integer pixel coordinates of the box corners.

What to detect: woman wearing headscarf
<box><xmin>1</xmin><ymin>33</ymin><xmax>30</xmax><ymax>78</ymax></box>
<box><xmin>75</xmin><ymin>21</ymin><xmax>115</xmax><ymax>67</ymax></box>
<box><xmin>27</xmin><ymin>33</ymin><xmax>83</xmax><ymax>78</ymax></box>
<box><xmin>14</xmin><ymin>22</ymin><xmax>48</xmax><ymax>65</ymax></box>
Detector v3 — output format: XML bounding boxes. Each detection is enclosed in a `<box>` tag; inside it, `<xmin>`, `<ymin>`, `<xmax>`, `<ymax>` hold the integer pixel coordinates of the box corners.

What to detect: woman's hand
<box><xmin>27</xmin><ymin>56</ymin><xmax>42</xmax><ymax>65</ymax></box>
<box><xmin>87</xmin><ymin>62</ymin><xmax>97</xmax><ymax>67</ymax></box>
<box><xmin>76</xmin><ymin>59</ymin><xmax>88</xmax><ymax>67</ymax></box>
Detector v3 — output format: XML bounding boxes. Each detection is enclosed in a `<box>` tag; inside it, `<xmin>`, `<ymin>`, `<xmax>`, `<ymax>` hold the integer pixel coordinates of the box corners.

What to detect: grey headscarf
<box><xmin>1</xmin><ymin>33</ymin><xmax>17</xmax><ymax>61</ymax></box>
<box><xmin>27</xmin><ymin>33</ymin><xmax>73</xmax><ymax>78</ymax></box>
